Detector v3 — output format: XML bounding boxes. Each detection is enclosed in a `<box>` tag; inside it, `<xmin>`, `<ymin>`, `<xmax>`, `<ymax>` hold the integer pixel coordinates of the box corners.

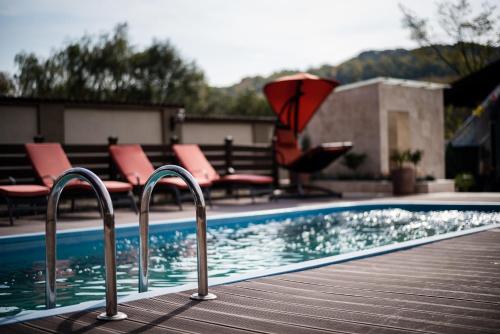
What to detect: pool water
<box><xmin>1</xmin><ymin>206</ymin><xmax>499</xmax><ymax>317</ymax></box>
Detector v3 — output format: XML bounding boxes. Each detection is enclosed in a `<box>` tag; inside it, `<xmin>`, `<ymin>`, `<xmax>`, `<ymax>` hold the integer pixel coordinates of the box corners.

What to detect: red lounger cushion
<box><xmin>65</xmin><ymin>180</ymin><xmax>132</xmax><ymax>193</ymax></box>
<box><xmin>109</xmin><ymin>144</ymin><xmax>156</xmax><ymax>186</ymax></box>
<box><xmin>160</xmin><ymin>177</ymin><xmax>211</xmax><ymax>189</ymax></box>
<box><xmin>0</xmin><ymin>185</ymin><xmax>50</xmax><ymax>197</ymax></box>
<box><xmin>109</xmin><ymin>144</ymin><xmax>208</xmax><ymax>189</ymax></box>
<box><xmin>173</xmin><ymin>144</ymin><xmax>272</xmax><ymax>186</ymax></box>
<box><xmin>26</xmin><ymin>143</ymin><xmax>132</xmax><ymax>192</ymax></box>
<box><xmin>172</xmin><ymin>144</ymin><xmax>219</xmax><ymax>183</ymax></box>
<box><xmin>25</xmin><ymin>143</ymin><xmax>72</xmax><ymax>187</ymax></box>
<box><xmin>216</xmin><ymin>174</ymin><xmax>273</xmax><ymax>185</ymax></box>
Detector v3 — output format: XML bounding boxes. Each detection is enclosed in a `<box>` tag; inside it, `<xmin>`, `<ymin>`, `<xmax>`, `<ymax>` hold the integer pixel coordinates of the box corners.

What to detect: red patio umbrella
<box><xmin>263</xmin><ymin>73</ymin><xmax>340</xmax><ymax>136</ymax></box>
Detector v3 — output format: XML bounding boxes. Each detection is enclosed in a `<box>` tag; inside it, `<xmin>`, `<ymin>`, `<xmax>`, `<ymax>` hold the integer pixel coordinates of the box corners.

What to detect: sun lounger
<box><xmin>274</xmin><ymin>127</ymin><xmax>352</xmax><ymax>196</ymax></box>
<box><xmin>109</xmin><ymin>144</ymin><xmax>212</xmax><ymax>210</ymax></box>
<box><xmin>172</xmin><ymin>144</ymin><xmax>273</xmax><ymax>201</ymax></box>
<box><xmin>25</xmin><ymin>143</ymin><xmax>137</xmax><ymax>212</ymax></box>
<box><xmin>0</xmin><ymin>184</ymin><xmax>50</xmax><ymax>225</ymax></box>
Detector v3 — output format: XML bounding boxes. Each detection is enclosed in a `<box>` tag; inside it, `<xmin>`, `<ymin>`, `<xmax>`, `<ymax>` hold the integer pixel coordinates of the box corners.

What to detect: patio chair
<box><xmin>109</xmin><ymin>144</ymin><xmax>212</xmax><ymax>210</ymax></box>
<box><xmin>25</xmin><ymin>143</ymin><xmax>137</xmax><ymax>213</ymax></box>
<box><xmin>0</xmin><ymin>184</ymin><xmax>50</xmax><ymax>225</ymax></box>
<box><xmin>172</xmin><ymin>144</ymin><xmax>273</xmax><ymax>201</ymax></box>
<box><xmin>273</xmin><ymin>127</ymin><xmax>353</xmax><ymax>197</ymax></box>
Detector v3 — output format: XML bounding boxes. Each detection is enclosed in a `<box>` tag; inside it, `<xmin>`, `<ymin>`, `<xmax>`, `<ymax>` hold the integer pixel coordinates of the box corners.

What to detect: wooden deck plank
<box><xmin>234</xmin><ymin>280</ymin><xmax>500</xmax><ymax>320</ymax></box>
<box><xmin>219</xmin><ymin>285</ymin><xmax>500</xmax><ymax>332</ymax></box>
<box><xmin>130</xmin><ymin>296</ymin><xmax>346</xmax><ymax>334</ymax></box>
<box><xmin>276</xmin><ymin>273</ymin><xmax>500</xmax><ymax>303</ymax></box>
<box><xmin>127</xmin><ymin>295</ymin><xmax>335</xmax><ymax>333</ymax></box>
<box><xmin>314</xmin><ymin>267</ymin><xmax>500</xmax><ymax>287</ymax></box>
<box><xmin>250</xmin><ymin>279</ymin><xmax>500</xmax><ymax>312</ymax></box>
<box><xmin>349</xmin><ymin>257</ymin><xmax>500</xmax><ymax>272</ymax></box>
<box><xmin>22</xmin><ymin>316</ymin><xmax>122</xmax><ymax>333</ymax></box>
<box><xmin>174</xmin><ymin>290</ymin><xmax>491</xmax><ymax>334</ymax></box>
<box><xmin>284</xmin><ymin>271</ymin><xmax>500</xmax><ymax>298</ymax></box>
<box><xmin>57</xmin><ymin>307</ymin><xmax>236</xmax><ymax>334</ymax></box>
<box><xmin>151</xmin><ymin>293</ymin><xmax>420</xmax><ymax>334</ymax></box>
<box><xmin>1</xmin><ymin>324</ymin><xmax>51</xmax><ymax>334</ymax></box>
<box><xmin>5</xmin><ymin>228</ymin><xmax>500</xmax><ymax>333</ymax></box>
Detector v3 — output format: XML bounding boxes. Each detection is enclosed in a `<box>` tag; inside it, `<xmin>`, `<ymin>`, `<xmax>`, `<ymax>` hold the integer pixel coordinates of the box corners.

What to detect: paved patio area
<box><xmin>1</xmin><ymin>192</ymin><xmax>499</xmax><ymax>236</ymax></box>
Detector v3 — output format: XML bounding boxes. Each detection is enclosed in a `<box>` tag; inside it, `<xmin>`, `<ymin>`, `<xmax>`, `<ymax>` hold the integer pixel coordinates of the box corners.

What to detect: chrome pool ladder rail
<box><xmin>45</xmin><ymin>167</ymin><xmax>127</xmax><ymax>321</ymax></box>
<box><xmin>139</xmin><ymin>165</ymin><xmax>217</xmax><ymax>300</ymax></box>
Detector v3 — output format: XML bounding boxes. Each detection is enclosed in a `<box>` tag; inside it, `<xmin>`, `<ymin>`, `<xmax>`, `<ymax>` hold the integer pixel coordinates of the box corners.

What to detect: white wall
<box><xmin>307</xmin><ymin>79</ymin><xmax>445</xmax><ymax>178</ymax></box>
<box><xmin>181</xmin><ymin>122</ymin><xmax>254</xmax><ymax>144</ymax></box>
<box><xmin>307</xmin><ymin>83</ymin><xmax>382</xmax><ymax>176</ymax></box>
<box><xmin>379</xmin><ymin>84</ymin><xmax>445</xmax><ymax>178</ymax></box>
<box><xmin>0</xmin><ymin>106</ymin><xmax>38</xmax><ymax>143</ymax></box>
<box><xmin>64</xmin><ymin>108</ymin><xmax>163</xmax><ymax>144</ymax></box>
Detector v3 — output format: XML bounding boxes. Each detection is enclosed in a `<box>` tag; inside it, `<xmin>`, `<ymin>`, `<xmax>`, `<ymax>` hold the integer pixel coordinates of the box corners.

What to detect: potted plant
<box><xmin>390</xmin><ymin>149</ymin><xmax>423</xmax><ymax>195</ymax></box>
<box><xmin>408</xmin><ymin>150</ymin><xmax>422</xmax><ymax>173</ymax></box>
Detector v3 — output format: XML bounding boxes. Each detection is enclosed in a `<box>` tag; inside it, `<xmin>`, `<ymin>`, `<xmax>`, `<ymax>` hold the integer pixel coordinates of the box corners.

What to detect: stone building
<box><xmin>306</xmin><ymin>77</ymin><xmax>448</xmax><ymax>179</ymax></box>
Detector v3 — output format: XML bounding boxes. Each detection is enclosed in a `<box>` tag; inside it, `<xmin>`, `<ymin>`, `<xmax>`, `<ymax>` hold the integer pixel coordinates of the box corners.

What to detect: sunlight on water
<box><xmin>0</xmin><ymin>208</ymin><xmax>499</xmax><ymax>317</ymax></box>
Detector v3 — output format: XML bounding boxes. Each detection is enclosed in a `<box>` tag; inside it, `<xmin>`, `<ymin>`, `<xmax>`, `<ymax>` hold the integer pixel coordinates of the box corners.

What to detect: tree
<box><xmin>230</xmin><ymin>90</ymin><xmax>272</xmax><ymax>117</ymax></box>
<box><xmin>14</xmin><ymin>23</ymin><xmax>207</xmax><ymax>113</ymax></box>
<box><xmin>400</xmin><ymin>0</ymin><xmax>500</xmax><ymax>76</ymax></box>
<box><xmin>0</xmin><ymin>72</ymin><xmax>15</xmax><ymax>96</ymax></box>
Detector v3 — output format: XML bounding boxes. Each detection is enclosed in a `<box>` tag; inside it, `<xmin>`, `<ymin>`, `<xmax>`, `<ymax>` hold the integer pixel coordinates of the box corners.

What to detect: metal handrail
<box><xmin>139</xmin><ymin>165</ymin><xmax>217</xmax><ymax>300</ymax></box>
<box><xmin>45</xmin><ymin>167</ymin><xmax>127</xmax><ymax>321</ymax></box>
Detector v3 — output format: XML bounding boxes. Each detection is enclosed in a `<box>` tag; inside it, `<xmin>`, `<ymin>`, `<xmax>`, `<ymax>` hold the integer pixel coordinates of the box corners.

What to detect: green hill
<box><xmin>204</xmin><ymin>44</ymin><xmax>499</xmax><ymax>117</ymax></box>
<box><xmin>219</xmin><ymin>46</ymin><xmax>470</xmax><ymax>97</ymax></box>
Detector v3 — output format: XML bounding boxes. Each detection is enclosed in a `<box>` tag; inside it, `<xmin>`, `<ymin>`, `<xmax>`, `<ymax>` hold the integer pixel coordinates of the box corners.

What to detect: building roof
<box><xmin>0</xmin><ymin>96</ymin><xmax>183</xmax><ymax>109</ymax></box>
<box><xmin>186</xmin><ymin>115</ymin><xmax>274</xmax><ymax>123</ymax></box>
<box><xmin>335</xmin><ymin>77</ymin><xmax>449</xmax><ymax>93</ymax></box>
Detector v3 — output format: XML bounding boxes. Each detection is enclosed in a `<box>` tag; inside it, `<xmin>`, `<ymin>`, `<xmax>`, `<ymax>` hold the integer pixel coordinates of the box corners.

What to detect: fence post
<box><xmin>224</xmin><ymin>136</ymin><xmax>234</xmax><ymax>196</ymax></box>
<box><xmin>271</xmin><ymin>137</ymin><xmax>280</xmax><ymax>188</ymax></box>
<box><xmin>108</xmin><ymin>136</ymin><xmax>119</xmax><ymax>180</ymax></box>
<box><xmin>170</xmin><ymin>135</ymin><xmax>179</xmax><ymax>145</ymax></box>
<box><xmin>33</xmin><ymin>135</ymin><xmax>45</xmax><ymax>143</ymax></box>
<box><xmin>224</xmin><ymin>136</ymin><xmax>234</xmax><ymax>175</ymax></box>
<box><xmin>168</xmin><ymin>135</ymin><xmax>180</xmax><ymax>164</ymax></box>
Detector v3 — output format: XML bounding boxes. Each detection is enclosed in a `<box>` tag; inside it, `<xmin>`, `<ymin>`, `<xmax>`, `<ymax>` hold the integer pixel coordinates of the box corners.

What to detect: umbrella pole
<box><xmin>278</xmin><ymin>92</ymin><xmax>299</xmax><ymax>131</ymax></box>
<box><xmin>294</xmin><ymin>81</ymin><xmax>302</xmax><ymax>138</ymax></box>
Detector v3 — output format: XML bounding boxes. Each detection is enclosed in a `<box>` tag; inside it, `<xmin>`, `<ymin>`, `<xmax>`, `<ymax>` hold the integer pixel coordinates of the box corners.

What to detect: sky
<box><xmin>0</xmin><ymin>0</ymin><xmax>488</xmax><ymax>87</ymax></box>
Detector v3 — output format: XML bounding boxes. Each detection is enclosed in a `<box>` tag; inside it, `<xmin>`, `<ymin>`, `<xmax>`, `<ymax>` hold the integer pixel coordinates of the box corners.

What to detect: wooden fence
<box><xmin>0</xmin><ymin>138</ymin><xmax>275</xmax><ymax>186</ymax></box>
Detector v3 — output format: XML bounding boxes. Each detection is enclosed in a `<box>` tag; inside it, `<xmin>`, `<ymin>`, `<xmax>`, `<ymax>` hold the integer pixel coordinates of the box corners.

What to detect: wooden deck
<box><xmin>4</xmin><ymin>228</ymin><xmax>500</xmax><ymax>333</ymax></box>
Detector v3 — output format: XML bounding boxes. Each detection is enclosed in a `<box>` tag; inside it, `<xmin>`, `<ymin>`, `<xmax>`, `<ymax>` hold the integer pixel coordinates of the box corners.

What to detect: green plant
<box><xmin>408</xmin><ymin>149</ymin><xmax>423</xmax><ymax>167</ymax></box>
<box><xmin>390</xmin><ymin>150</ymin><xmax>409</xmax><ymax>168</ymax></box>
<box><xmin>341</xmin><ymin>152</ymin><xmax>367</xmax><ymax>173</ymax></box>
<box><xmin>454</xmin><ymin>173</ymin><xmax>475</xmax><ymax>191</ymax></box>
<box><xmin>390</xmin><ymin>149</ymin><xmax>423</xmax><ymax>169</ymax></box>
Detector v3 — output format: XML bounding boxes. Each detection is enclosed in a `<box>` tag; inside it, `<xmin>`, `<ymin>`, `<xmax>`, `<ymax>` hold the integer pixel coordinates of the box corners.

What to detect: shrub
<box><xmin>342</xmin><ymin>152</ymin><xmax>367</xmax><ymax>173</ymax></box>
<box><xmin>390</xmin><ymin>149</ymin><xmax>423</xmax><ymax>168</ymax></box>
<box><xmin>454</xmin><ymin>173</ymin><xmax>475</xmax><ymax>192</ymax></box>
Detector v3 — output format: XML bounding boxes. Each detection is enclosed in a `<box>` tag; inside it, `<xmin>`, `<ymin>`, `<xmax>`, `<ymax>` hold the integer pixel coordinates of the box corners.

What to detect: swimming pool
<box><xmin>1</xmin><ymin>201</ymin><xmax>499</xmax><ymax>322</ymax></box>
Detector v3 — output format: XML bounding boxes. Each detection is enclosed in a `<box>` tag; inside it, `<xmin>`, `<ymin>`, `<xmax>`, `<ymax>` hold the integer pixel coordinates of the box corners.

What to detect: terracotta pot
<box><xmin>391</xmin><ymin>167</ymin><xmax>416</xmax><ymax>195</ymax></box>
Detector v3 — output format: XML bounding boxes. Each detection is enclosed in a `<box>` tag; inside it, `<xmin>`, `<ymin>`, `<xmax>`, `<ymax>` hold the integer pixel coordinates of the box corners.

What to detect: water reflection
<box><xmin>1</xmin><ymin>209</ymin><xmax>499</xmax><ymax>317</ymax></box>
